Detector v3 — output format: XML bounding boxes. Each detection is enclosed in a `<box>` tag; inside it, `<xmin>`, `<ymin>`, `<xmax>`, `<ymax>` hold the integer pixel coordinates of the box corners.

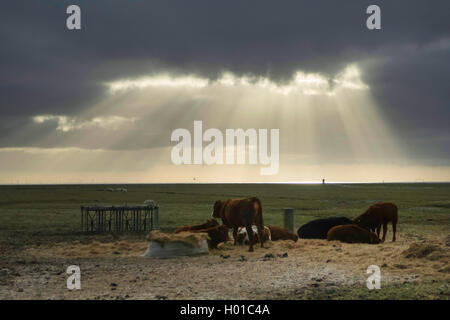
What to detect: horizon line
<box><xmin>1</xmin><ymin>181</ymin><xmax>449</xmax><ymax>186</ymax></box>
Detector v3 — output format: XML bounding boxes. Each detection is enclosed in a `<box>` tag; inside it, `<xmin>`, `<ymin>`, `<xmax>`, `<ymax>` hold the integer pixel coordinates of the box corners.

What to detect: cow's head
<box><xmin>207</xmin><ymin>225</ymin><xmax>230</xmax><ymax>248</ymax></box>
<box><xmin>236</xmin><ymin>232</ymin><xmax>246</xmax><ymax>245</ymax></box>
<box><xmin>211</xmin><ymin>200</ymin><xmax>223</xmax><ymax>218</ymax></box>
<box><xmin>353</xmin><ymin>217</ymin><xmax>371</xmax><ymax>231</ymax></box>
<box><xmin>370</xmin><ymin>233</ymin><xmax>381</xmax><ymax>244</ymax></box>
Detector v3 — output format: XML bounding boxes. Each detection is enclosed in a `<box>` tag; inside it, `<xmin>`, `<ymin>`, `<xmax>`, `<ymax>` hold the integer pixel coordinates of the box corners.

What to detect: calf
<box><xmin>211</xmin><ymin>197</ymin><xmax>264</xmax><ymax>252</ymax></box>
<box><xmin>236</xmin><ymin>226</ymin><xmax>271</xmax><ymax>245</ymax></box>
<box><xmin>297</xmin><ymin>217</ymin><xmax>353</xmax><ymax>239</ymax></box>
<box><xmin>173</xmin><ymin>219</ymin><xmax>219</xmax><ymax>234</ymax></box>
<box><xmin>191</xmin><ymin>225</ymin><xmax>230</xmax><ymax>249</ymax></box>
<box><xmin>327</xmin><ymin>224</ymin><xmax>381</xmax><ymax>244</ymax></box>
<box><xmin>354</xmin><ymin>202</ymin><xmax>398</xmax><ymax>242</ymax></box>
<box><xmin>267</xmin><ymin>226</ymin><xmax>298</xmax><ymax>242</ymax></box>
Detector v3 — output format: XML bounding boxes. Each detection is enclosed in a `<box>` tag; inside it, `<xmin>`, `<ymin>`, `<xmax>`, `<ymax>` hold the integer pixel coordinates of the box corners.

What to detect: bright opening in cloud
<box><xmin>107</xmin><ymin>74</ymin><xmax>209</xmax><ymax>92</ymax></box>
<box><xmin>33</xmin><ymin>115</ymin><xmax>136</xmax><ymax>132</ymax></box>
<box><xmin>106</xmin><ymin>65</ymin><xmax>369</xmax><ymax>96</ymax></box>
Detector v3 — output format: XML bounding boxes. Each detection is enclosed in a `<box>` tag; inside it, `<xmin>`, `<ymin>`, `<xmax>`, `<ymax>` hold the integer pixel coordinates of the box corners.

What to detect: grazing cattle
<box><xmin>267</xmin><ymin>226</ymin><xmax>298</xmax><ymax>242</ymax></box>
<box><xmin>211</xmin><ymin>197</ymin><xmax>264</xmax><ymax>252</ymax></box>
<box><xmin>327</xmin><ymin>224</ymin><xmax>381</xmax><ymax>244</ymax></box>
<box><xmin>191</xmin><ymin>225</ymin><xmax>230</xmax><ymax>249</ymax></box>
<box><xmin>236</xmin><ymin>226</ymin><xmax>271</xmax><ymax>245</ymax></box>
<box><xmin>354</xmin><ymin>202</ymin><xmax>398</xmax><ymax>242</ymax></box>
<box><xmin>297</xmin><ymin>217</ymin><xmax>353</xmax><ymax>239</ymax></box>
<box><xmin>173</xmin><ymin>219</ymin><xmax>219</xmax><ymax>234</ymax></box>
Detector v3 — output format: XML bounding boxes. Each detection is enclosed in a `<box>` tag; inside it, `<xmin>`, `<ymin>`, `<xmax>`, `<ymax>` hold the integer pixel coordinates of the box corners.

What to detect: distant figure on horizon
<box><xmin>322</xmin><ymin>179</ymin><xmax>325</xmax><ymax>184</ymax></box>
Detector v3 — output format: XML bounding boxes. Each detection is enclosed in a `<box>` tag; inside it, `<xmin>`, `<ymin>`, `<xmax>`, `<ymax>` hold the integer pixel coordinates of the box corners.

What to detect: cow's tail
<box><xmin>392</xmin><ymin>203</ymin><xmax>398</xmax><ymax>224</ymax></box>
<box><xmin>250</xmin><ymin>197</ymin><xmax>263</xmax><ymax>225</ymax></box>
<box><xmin>250</xmin><ymin>197</ymin><xmax>264</xmax><ymax>247</ymax></box>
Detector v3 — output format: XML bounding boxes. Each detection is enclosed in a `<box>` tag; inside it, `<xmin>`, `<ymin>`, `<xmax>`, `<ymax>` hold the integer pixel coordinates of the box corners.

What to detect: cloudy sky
<box><xmin>1</xmin><ymin>0</ymin><xmax>449</xmax><ymax>183</ymax></box>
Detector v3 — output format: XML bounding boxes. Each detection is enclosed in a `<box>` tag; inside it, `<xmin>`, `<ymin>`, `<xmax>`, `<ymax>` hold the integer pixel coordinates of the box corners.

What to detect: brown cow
<box><xmin>173</xmin><ymin>219</ymin><xmax>219</xmax><ymax>234</ymax></box>
<box><xmin>327</xmin><ymin>224</ymin><xmax>381</xmax><ymax>244</ymax></box>
<box><xmin>211</xmin><ymin>197</ymin><xmax>264</xmax><ymax>252</ymax></box>
<box><xmin>191</xmin><ymin>224</ymin><xmax>230</xmax><ymax>249</ymax></box>
<box><xmin>236</xmin><ymin>226</ymin><xmax>271</xmax><ymax>245</ymax></box>
<box><xmin>354</xmin><ymin>202</ymin><xmax>398</xmax><ymax>242</ymax></box>
<box><xmin>267</xmin><ymin>226</ymin><xmax>298</xmax><ymax>242</ymax></box>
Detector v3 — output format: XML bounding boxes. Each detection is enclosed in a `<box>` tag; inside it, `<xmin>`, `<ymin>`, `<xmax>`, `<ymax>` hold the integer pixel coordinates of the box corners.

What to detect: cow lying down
<box><xmin>173</xmin><ymin>220</ymin><xmax>229</xmax><ymax>249</ymax></box>
<box><xmin>190</xmin><ymin>225</ymin><xmax>230</xmax><ymax>249</ymax></box>
<box><xmin>173</xmin><ymin>219</ymin><xmax>219</xmax><ymax>234</ymax></box>
<box><xmin>236</xmin><ymin>225</ymin><xmax>299</xmax><ymax>244</ymax></box>
<box><xmin>236</xmin><ymin>226</ymin><xmax>271</xmax><ymax>245</ymax></box>
<box><xmin>267</xmin><ymin>226</ymin><xmax>298</xmax><ymax>242</ymax></box>
<box><xmin>327</xmin><ymin>224</ymin><xmax>381</xmax><ymax>244</ymax></box>
<box><xmin>297</xmin><ymin>217</ymin><xmax>353</xmax><ymax>239</ymax></box>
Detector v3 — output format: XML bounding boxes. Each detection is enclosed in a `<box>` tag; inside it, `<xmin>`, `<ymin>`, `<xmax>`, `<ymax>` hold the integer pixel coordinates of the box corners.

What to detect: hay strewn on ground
<box><xmin>11</xmin><ymin>233</ymin><xmax>449</xmax><ymax>300</ymax></box>
<box><xmin>146</xmin><ymin>230</ymin><xmax>209</xmax><ymax>248</ymax></box>
<box><xmin>402</xmin><ymin>243</ymin><xmax>448</xmax><ymax>260</ymax></box>
<box><xmin>25</xmin><ymin>240</ymin><xmax>148</xmax><ymax>257</ymax></box>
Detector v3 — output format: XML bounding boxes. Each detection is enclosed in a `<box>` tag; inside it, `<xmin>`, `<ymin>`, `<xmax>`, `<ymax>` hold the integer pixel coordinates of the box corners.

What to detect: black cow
<box><xmin>297</xmin><ymin>217</ymin><xmax>353</xmax><ymax>239</ymax></box>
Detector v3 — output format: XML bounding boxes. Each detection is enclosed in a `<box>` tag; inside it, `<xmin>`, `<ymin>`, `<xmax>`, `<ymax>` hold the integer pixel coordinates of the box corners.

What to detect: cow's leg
<box><xmin>256</xmin><ymin>224</ymin><xmax>264</xmax><ymax>248</ymax></box>
<box><xmin>232</xmin><ymin>227</ymin><xmax>238</xmax><ymax>245</ymax></box>
<box><xmin>245</xmin><ymin>225</ymin><xmax>254</xmax><ymax>252</ymax></box>
<box><xmin>382</xmin><ymin>222</ymin><xmax>388</xmax><ymax>242</ymax></box>
<box><xmin>376</xmin><ymin>225</ymin><xmax>381</xmax><ymax>239</ymax></box>
<box><xmin>392</xmin><ymin>222</ymin><xmax>397</xmax><ymax>242</ymax></box>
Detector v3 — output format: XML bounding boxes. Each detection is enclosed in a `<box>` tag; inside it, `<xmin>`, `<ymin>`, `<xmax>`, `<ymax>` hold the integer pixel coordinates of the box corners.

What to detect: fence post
<box><xmin>283</xmin><ymin>208</ymin><xmax>294</xmax><ymax>232</ymax></box>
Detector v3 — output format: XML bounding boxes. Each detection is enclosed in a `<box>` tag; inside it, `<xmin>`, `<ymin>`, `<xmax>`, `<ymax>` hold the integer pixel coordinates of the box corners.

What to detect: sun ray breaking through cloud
<box><xmin>0</xmin><ymin>64</ymin><xmax>433</xmax><ymax>183</ymax></box>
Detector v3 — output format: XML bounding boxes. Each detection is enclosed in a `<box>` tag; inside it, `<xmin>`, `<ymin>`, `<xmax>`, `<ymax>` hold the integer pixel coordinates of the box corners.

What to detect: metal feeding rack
<box><xmin>80</xmin><ymin>204</ymin><xmax>159</xmax><ymax>233</ymax></box>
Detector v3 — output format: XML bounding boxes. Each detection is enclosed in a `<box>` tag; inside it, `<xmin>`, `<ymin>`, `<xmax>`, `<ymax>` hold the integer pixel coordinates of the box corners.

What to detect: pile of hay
<box><xmin>402</xmin><ymin>243</ymin><xmax>446</xmax><ymax>260</ymax></box>
<box><xmin>143</xmin><ymin>231</ymin><xmax>210</xmax><ymax>258</ymax></box>
<box><xmin>146</xmin><ymin>231</ymin><xmax>209</xmax><ymax>248</ymax></box>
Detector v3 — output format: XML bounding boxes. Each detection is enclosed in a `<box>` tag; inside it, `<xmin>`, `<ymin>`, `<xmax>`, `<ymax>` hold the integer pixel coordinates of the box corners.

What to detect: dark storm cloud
<box><xmin>0</xmin><ymin>0</ymin><xmax>449</xmax><ymax>164</ymax></box>
<box><xmin>361</xmin><ymin>41</ymin><xmax>450</xmax><ymax>163</ymax></box>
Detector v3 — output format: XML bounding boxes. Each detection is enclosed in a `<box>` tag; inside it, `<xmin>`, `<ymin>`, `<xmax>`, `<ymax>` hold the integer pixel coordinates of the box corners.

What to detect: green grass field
<box><xmin>1</xmin><ymin>183</ymin><xmax>449</xmax><ymax>244</ymax></box>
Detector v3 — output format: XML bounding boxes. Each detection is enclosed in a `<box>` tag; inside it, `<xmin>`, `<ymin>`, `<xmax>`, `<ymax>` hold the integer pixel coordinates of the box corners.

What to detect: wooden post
<box><xmin>283</xmin><ymin>208</ymin><xmax>294</xmax><ymax>232</ymax></box>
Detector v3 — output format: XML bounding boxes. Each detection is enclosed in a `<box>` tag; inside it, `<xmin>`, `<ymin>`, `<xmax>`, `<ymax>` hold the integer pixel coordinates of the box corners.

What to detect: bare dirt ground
<box><xmin>1</xmin><ymin>233</ymin><xmax>449</xmax><ymax>300</ymax></box>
